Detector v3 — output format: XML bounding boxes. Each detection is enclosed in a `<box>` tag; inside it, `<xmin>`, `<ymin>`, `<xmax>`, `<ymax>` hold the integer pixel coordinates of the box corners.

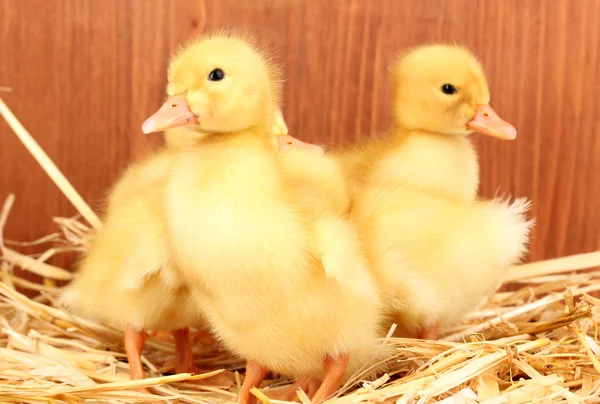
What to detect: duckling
<box><xmin>142</xmin><ymin>32</ymin><xmax>381</xmax><ymax>404</ymax></box>
<box><xmin>60</xmin><ymin>138</ymin><xmax>232</xmax><ymax>388</ymax></box>
<box><xmin>344</xmin><ymin>44</ymin><xmax>533</xmax><ymax>340</ymax></box>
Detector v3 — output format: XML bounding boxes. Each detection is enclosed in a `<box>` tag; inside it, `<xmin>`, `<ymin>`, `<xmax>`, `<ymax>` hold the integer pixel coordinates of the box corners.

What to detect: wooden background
<box><xmin>0</xmin><ymin>0</ymin><xmax>599</xmax><ymax>275</ymax></box>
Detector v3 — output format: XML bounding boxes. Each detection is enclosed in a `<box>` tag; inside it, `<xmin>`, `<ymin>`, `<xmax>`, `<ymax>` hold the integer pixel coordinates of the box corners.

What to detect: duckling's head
<box><xmin>393</xmin><ymin>44</ymin><xmax>516</xmax><ymax>140</ymax></box>
<box><xmin>143</xmin><ymin>32</ymin><xmax>282</xmax><ymax>135</ymax></box>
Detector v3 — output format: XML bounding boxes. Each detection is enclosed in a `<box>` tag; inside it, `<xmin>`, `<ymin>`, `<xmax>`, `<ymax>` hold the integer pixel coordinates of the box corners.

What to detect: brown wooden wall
<box><xmin>1</xmin><ymin>0</ymin><xmax>599</xmax><ymax>273</ymax></box>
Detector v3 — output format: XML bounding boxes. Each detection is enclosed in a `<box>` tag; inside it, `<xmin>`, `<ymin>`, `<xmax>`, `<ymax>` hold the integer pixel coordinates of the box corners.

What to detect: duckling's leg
<box><xmin>125</xmin><ymin>326</ymin><xmax>146</xmax><ymax>379</ymax></box>
<box><xmin>124</xmin><ymin>326</ymin><xmax>150</xmax><ymax>393</ymax></box>
<box><xmin>417</xmin><ymin>322</ymin><xmax>440</xmax><ymax>340</ymax></box>
<box><xmin>311</xmin><ymin>354</ymin><xmax>350</xmax><ymax>404</ymax></box>
<box><xmin>264</xmin><ymin>376</ymin><xmax>313</xmax><ymax>401</ymax></box>
<box><xmin>307</xmin><ymin>377</ymin><xmax>321</xmax><ymax>398</ymax></box>
<box><xmin>173</xmin><ymin>328</ymin><xmax>237</xmax><ymax>387</ymax></box>
<box><xmin>174</xmin><ymin>328</ymin><xmax>197</xmax><ymax>374</ymax></box>
<box><xmin>236</xmin><ymin>360</ymin><xmax>268</xmax><ymax>404</ymax></box>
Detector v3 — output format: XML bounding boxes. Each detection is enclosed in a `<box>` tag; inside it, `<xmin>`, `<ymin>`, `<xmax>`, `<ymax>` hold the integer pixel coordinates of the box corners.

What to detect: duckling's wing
<box><xmin>98</xmin><ymin>197</ymin><xmax>172</xmax><ymax>291</ymax></box>
<box><xmin>105</xmin><ymin>151</ymin><xmax>180</xmax><ymax>290</ymax></box>
<box><xmin>278</xmin><ymin>147</ymin><xmax>374</xmax><ymax>297</ymax></box>
<box><xmin>313</xmin><ymin>214</ymin><xmax>375</xmax><ymax>299</ymax></box>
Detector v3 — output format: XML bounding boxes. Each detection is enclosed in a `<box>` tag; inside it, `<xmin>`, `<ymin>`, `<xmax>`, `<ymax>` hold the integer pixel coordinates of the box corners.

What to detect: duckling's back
<box><xmin>278</xmin><ymin>147</ymin><xmax>350</xmax><ymax>218</ymax></box>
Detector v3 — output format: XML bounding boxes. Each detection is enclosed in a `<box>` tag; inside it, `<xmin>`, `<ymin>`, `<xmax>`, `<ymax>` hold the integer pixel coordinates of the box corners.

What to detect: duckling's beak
<box><xmin>142</xmin><ymin>92</ymin><xmax>199</xmax><ymax>134</ymax></box>
<box><xmin>467</xmin><ymin>105</ymin><xmax>517</xmax><ymax>140</ymax></box>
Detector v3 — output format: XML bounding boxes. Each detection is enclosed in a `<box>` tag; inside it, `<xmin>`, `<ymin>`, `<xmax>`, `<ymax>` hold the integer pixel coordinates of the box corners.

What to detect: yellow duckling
<box><xmin>142</xmin><ymin>32</ymin><xmax>381</xmax><ymax>404</ymax></box>
<box><xmin>344</xmin><ymin>44</ymin><xmax>533</xmax><ymax>340</ymax></box>
<box><xmin>60</xmin><ymin>148</ymin><xmax>233</xmax><ymax>386</ymax></box>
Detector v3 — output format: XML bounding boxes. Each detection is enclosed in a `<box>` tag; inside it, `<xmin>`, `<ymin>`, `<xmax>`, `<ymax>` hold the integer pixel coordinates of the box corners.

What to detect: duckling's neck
<box><xmin>381</xmin><ymin>127</ymin><xmax>480</xmax><ymax>200</ymax></box>
<box><xmin>195</xmin><ymin>126</ymin><xmax>277</xmax><ymax>152</ymax></box>
<box><xmin>164</xmin><ymin>127</ymin><xmax>207</xmax><ymax>149</ymax></box>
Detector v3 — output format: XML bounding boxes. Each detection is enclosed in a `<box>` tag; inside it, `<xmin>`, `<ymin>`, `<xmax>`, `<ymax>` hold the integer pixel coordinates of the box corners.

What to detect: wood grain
<box><xmin>0</xmin><ymin>0</ymin><xmax>598</xmax><ymax>278</ymax></box>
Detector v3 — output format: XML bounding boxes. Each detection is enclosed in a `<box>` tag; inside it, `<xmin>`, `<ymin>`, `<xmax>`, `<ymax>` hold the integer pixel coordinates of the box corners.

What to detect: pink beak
<box><xmin>142</xmin><ymin>92</ymin><xmax>199</xmax><ymax>134</ymax></box>
<box><xmin>466</xmin><ymin>105</ymin><xmax>517</xmax><ymax>140</ymax></box>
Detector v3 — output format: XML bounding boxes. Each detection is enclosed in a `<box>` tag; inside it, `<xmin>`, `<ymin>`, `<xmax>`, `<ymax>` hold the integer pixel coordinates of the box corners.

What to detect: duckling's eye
<box><xmin>208</xmin><ymin>68</ymin><xmax>225</xmax><ymax>82</ymax></box>
<box><xmin>441</xmin><ymin>83</ymin><xmax>457</xmax><ymax>95</ymax></box>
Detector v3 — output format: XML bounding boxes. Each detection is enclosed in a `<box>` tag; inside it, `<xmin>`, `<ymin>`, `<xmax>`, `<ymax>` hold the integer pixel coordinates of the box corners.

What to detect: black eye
<box><xmin>441</xmin><ymin>84</ymin><xmax>457</xmax><ymax>95</ymax></box>
<box><xmin>208</xmin><ymin>68</ymin><xmax>225</xmax><ymax>81</ymax></box>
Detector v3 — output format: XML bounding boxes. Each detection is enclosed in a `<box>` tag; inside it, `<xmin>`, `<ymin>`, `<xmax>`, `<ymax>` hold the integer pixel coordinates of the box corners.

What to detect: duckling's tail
<box><xmin>425</xmin><ymin>196</ymin><xmax>533</xmax><ymax>329</ymax></box>
<box><xmin>475</xmin><ymin>197</ymin><xmax>534</xmax><ymax>268</ymax></box>
<box><xmin>370</xmin><ymin>193</ymin><xmax>534</xmax><ymax>334</ymax></box>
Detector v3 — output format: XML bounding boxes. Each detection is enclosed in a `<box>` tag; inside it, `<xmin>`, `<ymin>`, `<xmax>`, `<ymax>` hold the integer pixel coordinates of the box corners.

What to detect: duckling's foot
<box><xmin>236</xmin><ymin>360</ymin><xmax>268</xmax><ymax>404</ymax></box>
<box><xmin>124</xmin><ymin>326</ymin><xmax>151</xmax><ymax>393</ymax></box>
<box><xmin>311</xmin><ymin>354</ymin><xmax>350</xmax><ymax>404</ymax></box>
<box><xmin>264</xmin><ymin>376</ymin><xmax>320</xmax><ymax>402</ymax></box>
<box><xmin>417</xmin><ymin>322</ymin><xmax>440</xmax><ymax>340</ymax></box>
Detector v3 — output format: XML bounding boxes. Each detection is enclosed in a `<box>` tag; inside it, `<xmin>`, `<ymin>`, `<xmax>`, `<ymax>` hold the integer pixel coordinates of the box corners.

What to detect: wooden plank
<box><xmin>0</xmin><ymin>0</ymin><xmax>598</xmax><ymax>278</ymax></box>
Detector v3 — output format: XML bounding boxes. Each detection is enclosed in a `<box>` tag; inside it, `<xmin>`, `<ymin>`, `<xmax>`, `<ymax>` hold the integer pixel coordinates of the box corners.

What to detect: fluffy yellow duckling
<box><xmin>60</xmin><ymin>149</ymin><xmax>237</xmax><ymax>385</ymax></box>
<box><xmin>142</xmin><ymin>33</ymin><xmax>381</xmax><ymax>404</ymax></box>
<box><xmin>345</xmin><ymin>44</ymin><xmax>533</xmax><ymax>340</ymax></box>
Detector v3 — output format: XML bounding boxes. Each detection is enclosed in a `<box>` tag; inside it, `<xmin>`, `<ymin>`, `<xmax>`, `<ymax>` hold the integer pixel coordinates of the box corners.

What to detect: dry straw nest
<box><xmin>1</xmin><ymin>97</ymin><xmax>600</xmax><ymax>403</ymax></box>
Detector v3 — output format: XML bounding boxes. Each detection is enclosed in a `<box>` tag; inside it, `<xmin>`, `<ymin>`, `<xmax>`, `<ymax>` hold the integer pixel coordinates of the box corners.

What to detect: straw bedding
<box><xmin>1</xmin><ymin>192</ymin><xmax>600</xmax><ymax>404</ymax></box>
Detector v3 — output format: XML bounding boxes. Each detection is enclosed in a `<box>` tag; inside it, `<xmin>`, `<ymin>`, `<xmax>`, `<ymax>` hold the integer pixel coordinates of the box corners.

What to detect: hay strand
<box><xmin>507</xmin><ymin>251</ymin><xmax>600</xmax><ymax>282</ymax></box>
<box><xmin>0</xmin><ymin>98</ymin><xmax>102</xmax><ymax>229</ymax></box>
<box><xmin>1</xmin><ymin>195</ymin><xmax>74</xmax><ymax>284</ymax></box>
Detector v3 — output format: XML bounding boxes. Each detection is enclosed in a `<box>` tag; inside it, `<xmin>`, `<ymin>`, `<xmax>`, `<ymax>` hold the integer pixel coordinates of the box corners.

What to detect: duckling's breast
<box><xmin>165</xmin><ymin>143</ymin><xmax>314</xmax><ymax>290</ymax></box>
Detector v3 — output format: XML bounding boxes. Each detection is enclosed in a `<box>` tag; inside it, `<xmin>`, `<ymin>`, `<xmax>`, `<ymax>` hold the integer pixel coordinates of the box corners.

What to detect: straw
<box><xmin>506</xmin><ymin>251</ymin><xmax>600</xmax><ymax>282</ymax></box>
<box><xmin>0</xmin><ymin>97</ymin><xmax>102</xmax><ymax>229</ymax></box>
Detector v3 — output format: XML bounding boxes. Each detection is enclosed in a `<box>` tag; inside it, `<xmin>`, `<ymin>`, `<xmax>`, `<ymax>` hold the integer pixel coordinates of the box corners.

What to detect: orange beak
<box><xmin>466</xmin><ymin>105</ymin><xmax>517</xmax><ymax>140</ymax></box>
<box><xmin>142</xmin><ymin>92</ymin><xmax>199</xmax><ymax>134</ymax></box>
